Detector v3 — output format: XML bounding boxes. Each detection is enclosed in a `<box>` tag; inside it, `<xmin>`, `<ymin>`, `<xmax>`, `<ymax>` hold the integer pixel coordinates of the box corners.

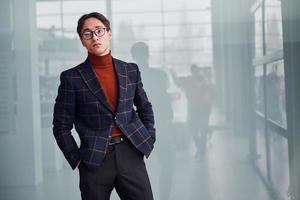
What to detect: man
<box><xmin>53</xmin><ymin>12</ymin><xmax>155</xmax><ymax>200</ymax></box>
<box><xmin>171</xmin><ymin>65</ymin><xmax>214</xmax><ymax>157</ymax></box>
<box><xmin>131</xmin><ymin>42</ymin><xmax>174</xmax><ymax>200</ymax></box>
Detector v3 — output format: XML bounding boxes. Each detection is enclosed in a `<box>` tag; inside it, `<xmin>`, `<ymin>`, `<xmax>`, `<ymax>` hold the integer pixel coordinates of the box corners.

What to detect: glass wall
<box><xmin>266</xmin><ymin>60</ymin><xmax>286</xmax><ymax>127</ymax></box>
<box><xmin>0</xmin><ymin>0</ymin><xmax>295</xmax><ymax>199</ymax></box>
<box><xmin>37</xmin><ymin>0</ymin><xmax>213</xmax><ymax>128</ymax></box>
<box><xmin>252</xmin><ymin>0</ymin><xmax>289</xmax><ymax>199</ymax></box>
<box><xmin>37</xmin><ymin>1</ymin><xmax>107</xmax><ymax>128</ymax></box>
<box><xmin>0</xmin><ymin>0</ymin><xmax>16</xmax><ymax>135</ymax></box>
<box><xmin>36</xmin><ymin>1</ymin><xmax>214</xmax><ymax>200</ymax></box>
<box><xmin>111</xmin><ymin>0</ymin><xmax>213</xmax><ymax>71</ymax></box>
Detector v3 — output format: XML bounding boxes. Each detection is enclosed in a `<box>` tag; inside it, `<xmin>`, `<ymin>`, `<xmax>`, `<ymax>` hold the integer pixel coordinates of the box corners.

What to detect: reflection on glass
<box><xmin>254</xmin><ymin>65</ymin><xmax>264</xmax><ymax>113</ymax></box>
<box><xmin>255</xmin><ymin>119</ymin><xmax>268</xmax><ymax>179</ymax></box>
<box><xmin>269</xmin><ymin>130</ymin><xmax>289</xmax><ymax>200</ymax></box>
<box><xmin>266</xmin><ymin>60</ymin><xmax>286</xmax><ymax>127</ymax></box>
<box><xmin>265</xmin><ymin>0</ymin><xmax>283</xmax><ymax>54</ymax></box>
<box><xmin>111</xmin><ymin>0</ymin><xmax>213</xmax><ymax>68</ymax></box>
<box><xmin>254</xmin><ymin>6</ymin><xmax>263</xmax><ymax>57</ymax></box>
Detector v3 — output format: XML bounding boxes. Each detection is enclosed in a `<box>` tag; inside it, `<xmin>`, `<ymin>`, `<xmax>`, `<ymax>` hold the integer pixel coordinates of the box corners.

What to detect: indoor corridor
<box><xmin>1</xmin><ymin>0</ymin><xmax>300</xmax><ymax>199</ymax></box>
<box><xmin>0</xmin><ymin>108</ymin><xmax>273</xmax><ymax>200</ymax></box>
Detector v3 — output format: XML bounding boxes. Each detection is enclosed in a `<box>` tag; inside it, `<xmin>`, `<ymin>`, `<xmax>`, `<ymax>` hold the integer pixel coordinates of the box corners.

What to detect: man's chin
<box><xmin>97</xmin><ymin>49</ymin><xmax>110</xmax><ymax>56</ymax></box>
<box><xmin>89</xmin><ymin>50</ymin><xmax>102</xmax><ymax>56</ymax></box>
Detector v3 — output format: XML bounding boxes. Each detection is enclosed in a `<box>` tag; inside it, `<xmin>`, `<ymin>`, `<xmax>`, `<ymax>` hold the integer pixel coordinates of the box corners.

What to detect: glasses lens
<box><xmin>95</xmin><ymin>28</ymin><xmax>105</xmax><ymax>37</ymax></box>
<box><xmin>82</xmin><ymin>31</ymin><xmax>93</xmax><ymax>39</ymax></box>
<box><xmin>82</xmin><ymin>28</ymin><xmax>106</xmax><ymax>39</ymax></box>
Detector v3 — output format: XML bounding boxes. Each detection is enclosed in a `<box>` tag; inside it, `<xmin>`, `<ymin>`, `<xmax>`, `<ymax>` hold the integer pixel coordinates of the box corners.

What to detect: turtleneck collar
<box><xmin>88</xmin><ymin>51</ymin><xmax>113</xmax><ymax>69</ymax></box>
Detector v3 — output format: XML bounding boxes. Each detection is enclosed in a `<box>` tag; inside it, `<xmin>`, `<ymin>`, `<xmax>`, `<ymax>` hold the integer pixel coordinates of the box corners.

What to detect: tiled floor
<box><xmin>148</xmin><ymin>130</ymin><xmax>273</xmax><ymax>200</ymax></box>
<box><xmin>0</xmin><ymin>131</ymin><xmax>273</xmax><ymax>200</ymax></box>
<box><xmin>0</xmin><ymin>109</ymin><xmax>273</xmax><ymax>200</ymax></box>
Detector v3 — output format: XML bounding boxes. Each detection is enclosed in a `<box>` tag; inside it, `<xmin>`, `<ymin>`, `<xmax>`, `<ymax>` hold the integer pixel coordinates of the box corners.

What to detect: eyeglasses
<box><xmin>81</xmin><ymin>28</ymin><xmax>107</xmax><ymax>40</ymax></box>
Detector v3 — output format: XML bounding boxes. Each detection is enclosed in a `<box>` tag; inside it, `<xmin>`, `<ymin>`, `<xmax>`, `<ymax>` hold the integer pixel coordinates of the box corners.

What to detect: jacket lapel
<box><xmin>113</xmin><ymin>58</ymin><xmax>127</xmax><ymax>113</ymax></box>
<box><xmin>77</xmin><ymin>59</ymin><xmax>113</xmax><ymax>112</ymax></box>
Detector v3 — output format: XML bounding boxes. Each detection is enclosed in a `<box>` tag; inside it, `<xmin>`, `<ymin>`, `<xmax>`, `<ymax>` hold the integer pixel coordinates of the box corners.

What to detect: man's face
<box><xmin>80</xmin><ymin>17</ymin><xmax>112</xmax><ymax>56</ymax></box>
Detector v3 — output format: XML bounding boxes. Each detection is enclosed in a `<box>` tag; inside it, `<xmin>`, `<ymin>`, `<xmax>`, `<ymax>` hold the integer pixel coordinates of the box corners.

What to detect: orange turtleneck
<box><xmin>88</xmin><ymin>52</ymin><xmax>122</xmax><ymax>137</ymax></box>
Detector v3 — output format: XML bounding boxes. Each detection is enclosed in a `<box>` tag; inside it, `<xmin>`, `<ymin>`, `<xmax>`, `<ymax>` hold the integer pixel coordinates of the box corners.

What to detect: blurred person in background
<box><xmin>53</xmin><ymin>12</ymin><xmax>155</xmax><ymax>200</ymax></box>
<box><xmin>131</xmin><ymin>41</ymin><xmax>174</xmax><ymax>200</ymax></box>
<box><xmin>171</xmin><ymin>65</ymin><xmax>215</xmax><ymax>158</ymax></box>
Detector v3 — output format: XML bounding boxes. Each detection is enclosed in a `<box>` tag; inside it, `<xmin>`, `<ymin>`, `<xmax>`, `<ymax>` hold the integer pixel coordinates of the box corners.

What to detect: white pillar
<box><xmin>0</xmin><ymin>0</ymin><xmax>43</xmax><ymax>186</ymax></box>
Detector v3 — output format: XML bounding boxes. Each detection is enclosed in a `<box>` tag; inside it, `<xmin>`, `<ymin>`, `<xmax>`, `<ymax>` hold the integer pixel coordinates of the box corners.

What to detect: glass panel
<box><xmin>163</xmin><ymin>0</ymin><xmax>211</xmax><ymax>10</ymax></box>
<box><xmin>254</xmin><ymin>65</ymin><xmax>264</xmax><ymax>114</ymax></box>
<box><xmin>36</xmin><ymin>2</ymin><xmax>60</xmax><ymax>15</ymax></box>
<box><xmin>111</xmin><ymin>1</ymin><xmax>213</xmax><ymax>72</ymax></box>
<box><xmin>113</xmin><ymin>23</ymin><xmax>163</xmax><ymax>39</ymax></box>
<box><xmin>164</xmin><ymin>24</ymin><xmax>211</xmax><ymax>38</ymax></box>
<box><xmin>254</xmin><ymin>6</ymin><xmax>263</xmax><ymax>57</ymax></box>
<box><xmin>112</xmin><ymin>13</ymin><xmax>162</xmax><ymax>27</ymax></box>
<box><xmin>0</xmin><ymin>55</ymin><xmax>16</xmax><ymax>134</ymax></box>
<box><xmin>255</xmin><ymin>118</ymin><xmax>268</xmax><ymax>179</ymax></box>
<box><xmin>269</xmin><ymin>131</ymin><xmax>290</xmax><ymax>200</ymax></box>
<box><xmin>62</xmin><ymin>1</ymin><xmax>106</xmax><ymax>14</ymax></box>
<box><xmin>113</xmin><ymin>0</ymin><xmax>161</xmax><ymax>12</ymax></box>
<box><xmin>265</xmin><ymin>0</ymin><xmax>283</xmax><ymax>54</ymax></box>
<box><xmin>266</xmin><ymin>60</ymin><xmax>286</xmax><ymax>128</ymax></box>
<box><xmin>37</xmin><ymin>16</ymin><xmax>62</xmax><ymax>30</ymax></box>
<box><xmin>164</xmin><ymin>10</ymin><xmax>211</xmax><ymax>24</ymax></box>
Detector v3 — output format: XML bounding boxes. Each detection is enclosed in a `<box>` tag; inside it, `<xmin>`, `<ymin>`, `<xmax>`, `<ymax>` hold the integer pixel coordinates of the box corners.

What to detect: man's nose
<box><xmin>92</xmin><ymin>32</ymin><xmax>99</xmax><ymax>41</ymax></box>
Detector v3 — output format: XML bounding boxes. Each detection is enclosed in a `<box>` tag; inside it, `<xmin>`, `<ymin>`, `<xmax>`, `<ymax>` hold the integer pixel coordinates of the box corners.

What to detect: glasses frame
<box><xmin>81</xmin><ymin>28</ymin><xmax>107</xmax><ymax>40</ymax></box>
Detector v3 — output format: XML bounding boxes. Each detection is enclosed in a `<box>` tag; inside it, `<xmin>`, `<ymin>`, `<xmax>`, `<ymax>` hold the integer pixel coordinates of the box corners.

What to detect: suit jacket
<box><xmin>53</xmin><ymin>58</ymin><xmax>155</xmax><ymax>170</ymax></box>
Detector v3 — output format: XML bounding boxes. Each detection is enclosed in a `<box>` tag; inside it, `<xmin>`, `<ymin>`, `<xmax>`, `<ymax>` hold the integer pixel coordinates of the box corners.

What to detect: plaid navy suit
<box><xmin>53</xmin><ymin>58</ymin><xmax>155</xmax><ymax>170</ymax></box>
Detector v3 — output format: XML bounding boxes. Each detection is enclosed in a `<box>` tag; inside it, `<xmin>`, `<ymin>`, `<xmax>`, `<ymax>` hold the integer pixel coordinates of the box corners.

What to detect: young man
<box><xmin>53</xmin><ymin>12</ymin><xmax>155</xmax><ymax>200</ymax></box>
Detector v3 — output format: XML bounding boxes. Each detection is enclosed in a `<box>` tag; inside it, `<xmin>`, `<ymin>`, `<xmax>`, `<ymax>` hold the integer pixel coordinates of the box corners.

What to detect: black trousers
<box><xmin>78</xmin><ymin>140</ymin><xmax>154</xmax><ymax>200</ymax></box>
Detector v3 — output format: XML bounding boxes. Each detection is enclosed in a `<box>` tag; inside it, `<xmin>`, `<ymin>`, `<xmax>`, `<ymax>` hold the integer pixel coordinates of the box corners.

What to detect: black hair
<box><xmin>77</xmin><ymin>12</ymin><xmax>111</xmax><ymax>37</ymax></box>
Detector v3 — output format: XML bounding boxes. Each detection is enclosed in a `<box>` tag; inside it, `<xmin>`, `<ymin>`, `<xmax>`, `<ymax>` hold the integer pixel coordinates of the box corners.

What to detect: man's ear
<box><xmin>108</xmin><ymin>30</ymin><xmax>112</xmax><ymax>40</ymax></box>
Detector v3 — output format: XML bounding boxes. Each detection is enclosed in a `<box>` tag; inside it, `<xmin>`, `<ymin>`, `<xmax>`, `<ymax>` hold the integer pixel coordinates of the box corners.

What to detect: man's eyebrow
<box><xmin>82</xmin><ymin>28</ymin><xmax>92</xmax><ymax>32</ymax></box>
<box><xmin>82</xmin><ymin>26</ymin><xmax>104</xmax><ymax>32</ymax></box>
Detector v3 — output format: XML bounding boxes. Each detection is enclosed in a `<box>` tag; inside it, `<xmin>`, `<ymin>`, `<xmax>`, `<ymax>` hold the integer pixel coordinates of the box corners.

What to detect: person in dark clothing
<box><xmin>53</xmin><ymin>12</ymin><xmax>155</xmax><ymax>200</ymax></box>
<box><xmin>131</xmin><ymin>42</ymin><xmax>174</xmax><ymax>200</ymax></box>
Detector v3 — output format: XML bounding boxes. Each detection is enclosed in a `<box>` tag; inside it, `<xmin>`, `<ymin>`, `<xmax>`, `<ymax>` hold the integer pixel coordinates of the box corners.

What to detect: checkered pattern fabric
<box><xmin>53</xmin><ymin>58</ymin><xmax>155</xmax><ymax>170</ymax></box>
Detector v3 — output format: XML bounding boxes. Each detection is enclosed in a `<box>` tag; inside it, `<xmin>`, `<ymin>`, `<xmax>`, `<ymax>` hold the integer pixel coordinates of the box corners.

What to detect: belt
<box><xmin>109</xmin><ymin>136</ymin><xmax>125</xmax><ymax>145</ymax></box>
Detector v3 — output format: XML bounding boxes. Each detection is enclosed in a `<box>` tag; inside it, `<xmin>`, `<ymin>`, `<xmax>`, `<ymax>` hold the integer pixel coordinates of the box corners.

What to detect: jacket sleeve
<box><xmin>52</xmin><ymin>71</ymin><xmax>80</xmax><ymax>170</ymax></box>
<box><xmin>133</xmin><ymin>64</ymin><xmax>156</xmax><ymax>143</ymax></box>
